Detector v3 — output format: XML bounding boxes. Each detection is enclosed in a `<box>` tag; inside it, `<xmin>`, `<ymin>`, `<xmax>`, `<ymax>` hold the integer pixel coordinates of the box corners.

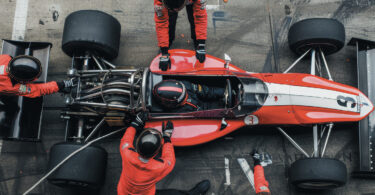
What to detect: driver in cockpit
<box><xmin>153</xmin><ymin>80</ymin><xmax>225</xmax><ymax>112</ymax></box>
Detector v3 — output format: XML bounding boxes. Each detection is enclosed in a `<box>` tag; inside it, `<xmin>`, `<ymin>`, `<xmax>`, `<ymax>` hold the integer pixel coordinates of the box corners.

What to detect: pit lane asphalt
<box><xmin>1</xmin><ymin>0</ymin><xmax>375</xmax><ymax>194</ymax></box>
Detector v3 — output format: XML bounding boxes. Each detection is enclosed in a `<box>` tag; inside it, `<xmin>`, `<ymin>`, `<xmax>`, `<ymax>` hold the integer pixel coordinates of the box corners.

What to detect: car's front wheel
<box><xmin>289</xmin><ymin>158</ymin><xmax>347</xmax><ymax>190</ymax></box>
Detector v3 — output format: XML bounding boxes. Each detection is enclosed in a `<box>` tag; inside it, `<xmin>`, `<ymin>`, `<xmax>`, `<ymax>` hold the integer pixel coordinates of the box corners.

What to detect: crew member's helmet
<box><xmin>136</xmin><ymin>128</ymin><xmax>162</xmax><ymax>159</ymax></box>
<box><xmin>153</xmin><ymin>80</ymin><xmax>187</xmax><ymax>108</ymax></box>
<box><xmin>162</xmin><ymin>0</ymin><xmax>187</xmax><ymax>12</ymax></box>
<box><xmin>7</xmin><ymin>55</ymin><xmax>42</xmax><ymax>83</ymax></box>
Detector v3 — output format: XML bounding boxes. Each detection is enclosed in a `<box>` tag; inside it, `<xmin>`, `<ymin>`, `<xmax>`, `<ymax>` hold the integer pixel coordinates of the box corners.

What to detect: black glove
<box><xmin>130</xmin><ymin>111</ymin><xmax>147</xmax><ymax>132</ymax></box>
<box><xmin>57</xmin><ymin>78</ymin><xmax>76</xmax><ymax>91</ymax></box>
<box><xmin>252</xmin><ymin>149</ymin><xmax>261</xmax><ymax>166</ymax></box>
<box><xmin>162</xmin><ymin>121</ymin><xmax>174</xmax><ymax>143</ymax></box>
<box><xmin>195</xmin><ymin>40</ymin><xmax>206</xmax><ymax>63</ymax></box>
<box><xmin>159</xmin><ymin>47</ymin><xmax>171</xmax><ymax>71</ymax></box>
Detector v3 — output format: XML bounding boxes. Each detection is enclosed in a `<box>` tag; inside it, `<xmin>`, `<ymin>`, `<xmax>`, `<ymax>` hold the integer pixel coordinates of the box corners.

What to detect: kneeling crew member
<box><xmin>0</xmin><ymin>54</ymin><xmax>73</xmax><ymax>97</ymax></box>
<box><xmin>154</xmin><ymin>0</ymin><xmax>207</xmax><ymax>71</ymax></box>
<box><xmin>118</xmin><ymin>112</ymin><xmax>210</xmax><ymax>195</ymax></box>
<box><xmin>153</xmin><ymin>80</ymin><xmax>225</xmax><ymax>112</ymax></box>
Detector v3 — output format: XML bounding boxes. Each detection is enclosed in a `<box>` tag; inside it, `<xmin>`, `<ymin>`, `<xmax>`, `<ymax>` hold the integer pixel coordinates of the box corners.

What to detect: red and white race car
<box><xmin>6</xmin><ymin>11</ymin><xmax>366</xmax><ymax>191</ymax></box>
<box><xmin>144</xmin><ymin>49</ymin><xmax>373</xmax><ymax>147</ymax></box>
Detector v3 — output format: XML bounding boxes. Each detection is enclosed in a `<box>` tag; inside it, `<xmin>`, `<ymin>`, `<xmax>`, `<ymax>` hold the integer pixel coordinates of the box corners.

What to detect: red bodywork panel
<box><xmin>146</xmin><ymin>49</ymin><xmax>374</xmax><ymax>146</ymax></box>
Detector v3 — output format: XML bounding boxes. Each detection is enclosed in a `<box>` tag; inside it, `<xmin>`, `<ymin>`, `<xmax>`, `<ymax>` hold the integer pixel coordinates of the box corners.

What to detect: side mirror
<box><xmin>224</xmin><ymin>53</ymin><xmax>231</xmax><ymax>68</ymax></box>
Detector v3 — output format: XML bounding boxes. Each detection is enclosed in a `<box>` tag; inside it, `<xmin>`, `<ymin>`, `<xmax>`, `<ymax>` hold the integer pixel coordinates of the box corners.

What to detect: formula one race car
<box><xmin>2</xmin><ymin>10</ymin><xmax>373</xmax><ymax>192</ymax></box>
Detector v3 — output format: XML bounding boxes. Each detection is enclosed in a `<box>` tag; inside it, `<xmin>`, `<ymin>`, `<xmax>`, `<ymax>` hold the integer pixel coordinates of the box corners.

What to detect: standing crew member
<box><xmin>252</xmin><ymin>150</ymin><xmax>271</xmax><ymax>195</ymax></box>
<box><xmin>0</xmin><ymin>54</ymin><xmax>74</xmax><ymax>97</ymax></box>
<box><xmin>154</xmin><ymin>0</ymin><xmax>207</xmax><ymax>71</ymax></box>
<box><xmin>118</xmin><ymin>112</ymin><xmax>211</xmax><ymax>195</ymax></box>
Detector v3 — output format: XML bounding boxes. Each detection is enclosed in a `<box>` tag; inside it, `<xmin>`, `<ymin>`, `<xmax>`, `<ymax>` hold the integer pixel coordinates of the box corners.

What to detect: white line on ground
<box><xmin>224</xmin><ymin>157</ymin><xmax>231</xmax><ymax>186</ymax></box>
<box><xmin>237</xmin><ymin>158</ymin><xmax>256</xmax><ymax>192</ymax></box>
<box><xmin>12</xmin><ymin>0</ymin><xmax>29</xmax><ymax>41</ymax></box>
<box><xmin>0</xmin><ymin>140</ymin><xmax>2</xmax><ymax>153</ymax></box>
<box><xmin>206</xmin><ymin>5</ymin><xmax>220</xmax><ymax>10</ymax></box>
<box><xmin>206</xmin><ymin>0</ymin><xmax>220</xmax><ymax>10</ymax></box>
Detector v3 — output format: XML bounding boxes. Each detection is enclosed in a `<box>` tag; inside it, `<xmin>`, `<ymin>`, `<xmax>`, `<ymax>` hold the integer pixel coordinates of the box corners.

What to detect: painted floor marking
<box><xmin>206</xmin><ymin>0</ymin><xmax>220</xmax><ymax>10</ymax></box>
<box><xmin>224</xmin><ymin>157</ymin><xmax>231</xmax><ymax>186</ymax></box>
<box><xmin>12</xmin><ymin>0</ymin><xmax>29</xmax><ymax>41</ymax></box>
<box><xmin>237</xmin><ymin>158</ymin><xmax>256</xmax><ymax>191</ymax></box>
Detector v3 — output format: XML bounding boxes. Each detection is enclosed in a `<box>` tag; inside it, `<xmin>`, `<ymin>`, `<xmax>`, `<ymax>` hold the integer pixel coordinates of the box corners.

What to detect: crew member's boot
<box><xmin>187</xmin><ymin>180</ymin><xmax>210</xmax><ymax>195</ymax></box>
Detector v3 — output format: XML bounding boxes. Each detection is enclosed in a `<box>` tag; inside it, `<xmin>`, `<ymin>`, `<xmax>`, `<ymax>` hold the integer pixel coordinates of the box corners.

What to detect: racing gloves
<box><xmin>130</xmin><ymin>111</ymin><xmax>148</xmax><ymax>132</ymax></box>
<box><xmin>57</xmin><ymin>78</ymin><xmax>76</xmax><ymax>92</ymax></box>
<box><xmin>162</xmin><ymin>121</ymin><xmax>174</xmax><ymax>143</ymax></box>
<box><xmin>159</xmin><ymin>47</ymin><xmax>171</xmax><ymax>71</ymax></box>
<box><xmin>252</xmin><ymin>150</ymin><xmax>262</xmax><ymax>166</ymax></box>
<box><xmin>195</xmin><ymin>40</ymin><xmax>206</xmax><ymax>63</ymax></box>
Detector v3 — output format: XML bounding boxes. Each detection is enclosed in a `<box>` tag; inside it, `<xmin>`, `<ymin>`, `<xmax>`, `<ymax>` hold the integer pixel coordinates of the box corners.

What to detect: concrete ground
<box><xmin>1</xmin><ymin>0</ymin><xmax>375</xmax><ymax>194</ymax></box>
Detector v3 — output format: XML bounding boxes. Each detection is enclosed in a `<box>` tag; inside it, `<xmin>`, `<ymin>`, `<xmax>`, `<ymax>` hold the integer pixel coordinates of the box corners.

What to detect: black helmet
<box><xmin>7</xmin><ymin>55</ymin><xmax>42</xmax><ymax>83</ymax></box>
<box><xmin>153</xmin><ymin>80</ymin><xmax>187</xmax><ymax>108</ymax></box>
<box><xmin>136</xmin><ymin>128</ymin><xmax>162</xmax><ymax>159</ymax></box>
<box><xmin>162</xmin><ymin>0</ymin><xmax>187</xmax><ymax>11</ymax></box>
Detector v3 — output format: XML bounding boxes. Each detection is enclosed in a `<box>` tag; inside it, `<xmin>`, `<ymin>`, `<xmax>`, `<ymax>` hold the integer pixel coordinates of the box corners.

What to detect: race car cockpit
<box><xmin>144</xmin><ymin>71</ymin><xmax>269</xmax><ymax>119</ymax></box>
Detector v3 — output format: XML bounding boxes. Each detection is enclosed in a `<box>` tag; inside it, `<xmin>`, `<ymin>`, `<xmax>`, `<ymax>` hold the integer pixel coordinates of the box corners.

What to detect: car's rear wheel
<box><xmin>289</xmin><ymin>158</ymin><xmax>347</xmax><ymax>190</ymax></box>
<box><xmin>62</xmin><ymin>10</ymin><xmax>121</xmax><ymax>60</ymax></box>
<box><xmin>47</xmin><ymin>142</ymin><xmax>107</xmax><ymax>190</ymax></box>
<box><xmin>288</xmin><ymin>18</ymin><xmax>345</xmax><ymax>55</ymax></box>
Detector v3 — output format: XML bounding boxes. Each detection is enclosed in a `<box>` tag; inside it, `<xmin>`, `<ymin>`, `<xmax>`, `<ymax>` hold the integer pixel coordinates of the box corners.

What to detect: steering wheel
<box><xmin>224</xmin><ymin>79</ymin><xmax>232</xmax><ymax>108</ymax></box>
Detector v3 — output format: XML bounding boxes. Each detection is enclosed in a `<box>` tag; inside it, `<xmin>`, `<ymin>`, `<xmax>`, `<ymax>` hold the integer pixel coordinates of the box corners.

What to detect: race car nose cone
<box><xmin>359</xmin><ymin>92</ymin><xmax>374</xmax><ymax>118</ymax></box>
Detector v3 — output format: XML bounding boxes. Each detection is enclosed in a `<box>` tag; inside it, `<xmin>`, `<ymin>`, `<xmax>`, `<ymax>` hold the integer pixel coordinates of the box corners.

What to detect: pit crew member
<box><xmin>0</xmin><ymin>54</ymin><xmax>74</xmax><ymax>97</ymax></box>
<box><xmin>154</xmin><ymin>0</ymin><xmax>207</xmax><ymax>71</ymax></box>
<box><xmin>118</xmin><ymin>112</ymin><xmax>210</xmax><ymax>195</ymax></box>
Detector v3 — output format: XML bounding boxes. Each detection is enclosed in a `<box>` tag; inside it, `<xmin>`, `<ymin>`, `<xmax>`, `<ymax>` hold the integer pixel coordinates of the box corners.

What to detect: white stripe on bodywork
<box><xmin>12</xmin><ymin>0</ymin><xmax>29</xmax><ymax>40</ymax></box>
<box><xmin>264</xmin><ymin>83</ymin><xmax>359</xmax><ymax>113</ymax></box>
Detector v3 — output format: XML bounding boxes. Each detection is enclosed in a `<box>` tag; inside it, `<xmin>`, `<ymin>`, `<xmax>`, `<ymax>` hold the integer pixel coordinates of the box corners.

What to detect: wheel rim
<box><xmin>298</xmin><ymin>181</ymin><xmax>339</xmax><ymax>189</ymax></box>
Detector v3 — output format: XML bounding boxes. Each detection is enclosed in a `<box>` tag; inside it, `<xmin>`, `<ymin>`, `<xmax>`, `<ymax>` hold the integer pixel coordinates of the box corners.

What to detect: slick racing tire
<box><xmin>62</xmin><ymin>10</ymin><xmax>121</xmax><ymax>60</ymax></box>
<box><xmin>47</xmin><ymin>142</ymin><xmax>107</xmax><ymax>190</ymax></box>
<box><xmin>288</xmin><ymin>18</ymin><xmax>345</xmax><ymax>55</ymax></box>
<box><xmin>289</xmin><ymin>158</ymin><xmax>347</xmax><ymax>190</ymax></box>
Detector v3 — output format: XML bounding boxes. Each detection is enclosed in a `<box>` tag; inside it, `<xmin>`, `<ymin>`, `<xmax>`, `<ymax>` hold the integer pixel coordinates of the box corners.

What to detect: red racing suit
<box><xmin>154</xmin><ymin>0</ymin><xmax>207</xmax><ymax>48</ymax></box>
<box><xmin>254</xmin><ymin>165</ymin><xmax>270</xmax><ymax>194</ymax></box>
<box><xmin>0</xmin><ymin>54</ymin><xmax>59</xmax><ymax>98</ymax></box>
<box><xmin>118</xmin><ymin>126</ymin><xmax>176</xmax><ymax>195</ymax></box>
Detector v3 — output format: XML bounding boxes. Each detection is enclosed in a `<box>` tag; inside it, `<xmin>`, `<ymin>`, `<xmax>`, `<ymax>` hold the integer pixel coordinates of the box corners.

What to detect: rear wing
<box><xmin>0</xmin><ymin>40</ymin><xmax>52</xmax><ymax>141</ymax></box>
<box><xmin>348</xmin><ymin>38</ymin><xmax>375</xmax><ymax>177</ymax></box>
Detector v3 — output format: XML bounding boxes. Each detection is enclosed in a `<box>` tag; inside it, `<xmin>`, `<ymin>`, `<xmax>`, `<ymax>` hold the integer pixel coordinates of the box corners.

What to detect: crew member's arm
<box><xmin>18</xmin><ymin>81</ymin><xmax>59</xmax><ymax>98</ymax></box>
<box><xmin>120</xmin><ymin>126</ymin><xmax>137</xmax><ymax>157</ymax></box>
<box><xmin>120</xmin><ymin>112</ymin><xmax>147</xmax><ymax>156</ymax></box>
<box><xmin>159</xmin><ymin>140</ymin><xmax>176</xmax><ymax>178</ymax></box>
<box><xmin>159</xmin><ymin>121</ymin><xmax>176</xmax><ymax>178</ymax></box>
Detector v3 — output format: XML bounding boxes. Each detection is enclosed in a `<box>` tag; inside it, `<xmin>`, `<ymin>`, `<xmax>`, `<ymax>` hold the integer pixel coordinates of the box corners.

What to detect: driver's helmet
<box><xmin>162</xmin><ymin>0</ymin><xmax>188</xmax><ymax>12</ymax></box>
<box><xmin>7</xmin><ymin>55</ymin><xmax>42</xmax><ymax>84</ymax></box>
<box><xmin>136</xmin><ymin>128</ymin><xmax>162</xmax><ymax>159</ymax></box>
<box><xmin>153</xmin><ymin>80</ymin><xmax>187</xmax><ymax>108</ymax></box>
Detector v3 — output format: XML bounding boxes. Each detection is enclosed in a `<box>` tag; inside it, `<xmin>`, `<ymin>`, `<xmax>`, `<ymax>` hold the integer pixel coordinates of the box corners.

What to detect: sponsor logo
<box><xmin>19</xmin><ymin>84</ymin><xmax>31</xmax><ymax>94</ymax></box>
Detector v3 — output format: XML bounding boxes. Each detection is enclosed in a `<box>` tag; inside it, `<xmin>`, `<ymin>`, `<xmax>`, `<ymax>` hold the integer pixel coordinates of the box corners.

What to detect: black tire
<box><xmin>289</xmin><ymin>158</ymin><xmax>347</xmax><ymax>190</ymax></box>
<box><xmin>288</xmin><ymin>18</ymin><xmax>345</xmax><ymax>55</ymax></box>
<box><xmin>62</xmin><ymin>10</ymin><xmax>121</xmax><ymax>60</ymax></box>
<box><xmin>47</xmin><ymin>142</ymin><xmax>108</xmax><ymax>190</ymax></box>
